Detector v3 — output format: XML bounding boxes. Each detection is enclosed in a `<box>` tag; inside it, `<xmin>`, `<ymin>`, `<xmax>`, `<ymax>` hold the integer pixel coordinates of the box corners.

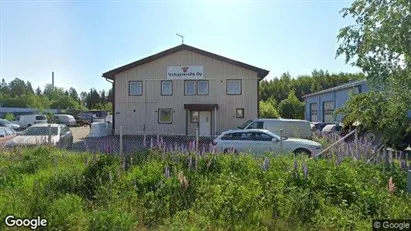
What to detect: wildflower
<box><xmin>202</xmin><ymin>144</ymin><xmax>206</xmax><ymax>154</ymax></box>
<box><xmin>262</xmin><ymin>157</ymin><xmax>269</xmax><ymax>171</ymax></box>
<box><xmin>164</xmin><ymin>166</ymin><xmax>170</xmax><ymax>178</ymax></box>
<box><xmin>302</xmin><ymin>161</ymin><xmax>309</xmax><ymax>178</ymax></box>
<box><xmin>143</xmin><ymin>134</ymin><xmax>147</xmax><ymax>147</ymax></box>
<box><xmin>174</xmin><ymin>142</ymin><xmax>178</xmax><ymax>152</ymax></box>
<box><xmin>160</xmin><ymin>136</ymin><xmax>164</xmax><ymax>147</ymax></box>
<box><xmin>293</xmin><ymin>159</ymin><xmax>298</xmax><ymax>172</ymax></box>
<box><xmin>150</xmin><ymin>137</ymin><xmax>153</xmax><ymax>149</ymax></box>
<box><xmin>188</xmin><ymin>156</ymin><xmax>193</xmax><ymax>170</ymax></box>
<box><xmin>177</xmin><ymin>171</ymin><xmax>189</xmax><ymax>191</ymax></box>
<box><xmin>156</xmin><ymin>135</ymin><xmax>160</xmax><ymax>147</ymax></box>
<box><xmin>400</xmin><ymin>159</ymin><xmax>408</xmax><ymax>170</ymax></box>
<box><xmin>387</xmin><ymin>177</ymin><xmax>396</xmax><ymax>193</ymax></box>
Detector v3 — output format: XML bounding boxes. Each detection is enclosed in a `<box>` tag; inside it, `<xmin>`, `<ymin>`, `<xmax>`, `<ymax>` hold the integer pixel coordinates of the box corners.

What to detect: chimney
<box><xmin>52</xmin><ymin>72</ymin><xmax>55</xmax><ymax>89</ymax></box>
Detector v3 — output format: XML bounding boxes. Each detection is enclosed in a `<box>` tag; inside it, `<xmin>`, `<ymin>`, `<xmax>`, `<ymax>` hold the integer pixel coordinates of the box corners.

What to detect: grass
<box><xmin>0</xmin><ymin>146</ymin><xmax>410</xmax><ymax>230</ymax></box>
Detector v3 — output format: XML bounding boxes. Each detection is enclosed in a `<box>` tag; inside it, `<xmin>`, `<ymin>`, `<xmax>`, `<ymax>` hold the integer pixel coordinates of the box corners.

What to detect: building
<box><xmin>102</xmin><ymin>44</ymin><xmax>269</xmax><ymax>136</ymax></box>
<box><xmin>302</xmin><ymin>80</ymin><xmax>369</xmax><ymax>123</ymax></box>
<box><xmin>0</xmin><ymin>107</ymin><xmax>59</xmax><ymax>118</ymax></box>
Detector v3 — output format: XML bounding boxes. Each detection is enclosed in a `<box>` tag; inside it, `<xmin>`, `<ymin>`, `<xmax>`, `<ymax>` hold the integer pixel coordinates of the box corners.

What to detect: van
<box><xmin>236</xmin><ymin>118</ymin><xmax>312</xmax><ymax>139</ymax></box>
<box><xmin>54</xmin><ymin>114</ymin><xmax>77</xmax><ymax>127</ymax></box>
<box><xmin>14</xmin><ymin>114</ymin><xmax>48</xmax><ymax>129</ymax></box>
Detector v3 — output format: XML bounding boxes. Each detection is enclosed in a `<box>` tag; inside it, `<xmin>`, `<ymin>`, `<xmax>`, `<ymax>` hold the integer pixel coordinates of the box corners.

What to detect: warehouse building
<box><xmin>302</xmin><ymin>80</ymin><xmax>369</xmax><ymax>123</ymax></box>
<box><xmin>102</xmin><ymin>44</ymin><xmax>269</xmax><ymax>136</ymax></box>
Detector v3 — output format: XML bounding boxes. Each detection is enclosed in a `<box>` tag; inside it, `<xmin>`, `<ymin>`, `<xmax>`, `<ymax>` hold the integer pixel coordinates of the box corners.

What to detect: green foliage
<box><xmin>3</xmin><ymin>113</ymin><xmax>15</xmax><ymax>121</ymax></box>
<box><xmin>336</xmin><ymin>0</ymin><xmax>411</xmax><ymax>149</ymax></box>
<box><xmin>259</xmin><ymin>98</ymin><xmax>280</xmax><ymax>118</ymax></box>
<box><xmin>1</xmin><ymin>148</ymin><xmax>410</xmax><ymax>231</ymax></box>
<box><xmin>278</xmin><ymin>90</ymin><xmax>305</xmax><ymax>119</ymax></box>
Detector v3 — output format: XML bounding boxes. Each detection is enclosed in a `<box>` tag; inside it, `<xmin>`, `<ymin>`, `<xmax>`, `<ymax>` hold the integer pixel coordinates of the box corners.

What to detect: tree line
<box><xmin>258</xmin><ymin>69</ymin><xmax>365</xmax><ymax>119</ymax></box>
<box><xmin>0</xmin><ymin>78</ymin><xmax>113</xmax><ymax>112</ymax></box>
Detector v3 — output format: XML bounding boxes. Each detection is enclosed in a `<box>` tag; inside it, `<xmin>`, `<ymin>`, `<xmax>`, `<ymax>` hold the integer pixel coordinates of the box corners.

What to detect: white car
<box><xmin>4</xmin><ymin>124</ymin><xmax>73</xmax><ymax>149</ymax></box>
<box><xmin>213</xmin><ymin>129</ymin><xmax>322</xmax><ymax>156</ymax></box>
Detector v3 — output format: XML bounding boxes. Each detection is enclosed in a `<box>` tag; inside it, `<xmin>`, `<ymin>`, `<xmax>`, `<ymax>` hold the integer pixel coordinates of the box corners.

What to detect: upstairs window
<box><xmin>129</xmin><ymin>81</ymin><xmax>143</xmax><ymax>96</ymax></box>
<box><xmin>184</xmin><ymin>80</ymin><xmax>196</xmax><ymax>96</ymax></box>
<box><xmin>197</xmin><ymin>80</ymin><xmax>209</xmax><ymax>95</ymax></box>
<box><xmin>226</xmin><ymin>79</ymin><xmax>242</xmax><ymax>95</ymax></box>
<box><xmin>161</xmin><ymin>80</ymin><xmax>173</xmax><ymax>96</ymax></box>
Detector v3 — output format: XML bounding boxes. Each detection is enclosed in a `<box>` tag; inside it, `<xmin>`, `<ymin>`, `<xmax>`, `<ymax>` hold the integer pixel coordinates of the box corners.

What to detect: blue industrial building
<box><xmin>303</xmin><ymin>80</ymin><xmax>411</xmax><ymax>123</ymax></box>
<box><xmin>302</xmin><ymin>80</ymin><xmax>369</xmax><ymax>123</ymax></box>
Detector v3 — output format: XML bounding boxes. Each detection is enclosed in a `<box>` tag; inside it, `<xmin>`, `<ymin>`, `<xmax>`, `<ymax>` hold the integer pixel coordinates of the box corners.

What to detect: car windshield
<box><xmin>23</xmin><ymin>127</ymin><xmax>58</xmax><ymax>136</ymax></box>
<box><xmin>0</xmin><ymin>119</ymin><xmax>13</xmax><ymax>125</ymax></box>
<box><xmin>237</xmin><ymin>120</ymin><xmax>253</xmax><ymax>129</ymax></box>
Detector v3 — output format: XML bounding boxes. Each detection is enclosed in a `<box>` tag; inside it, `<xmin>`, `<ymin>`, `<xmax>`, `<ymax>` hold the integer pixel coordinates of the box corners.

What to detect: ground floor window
<box><xmin>191</xmin><ymin>111</ymin><xmax>199</xmax><ymax>123</ymax></box>
<box><xmin>158</xmin><ymin>108</ymin><xmax>173</xmax><ymax>124</ymax></box>
<box><xmin>236</xmin><ymin>108</ymin><xmax>244</xmax><ymax>118</ymax></box>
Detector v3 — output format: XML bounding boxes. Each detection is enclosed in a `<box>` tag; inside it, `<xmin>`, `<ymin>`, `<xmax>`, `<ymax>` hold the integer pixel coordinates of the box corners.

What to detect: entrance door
<box><xmin>199</xmin><ymin>111</ymin><xmax>211</xmax><ymax>136</ymax></box>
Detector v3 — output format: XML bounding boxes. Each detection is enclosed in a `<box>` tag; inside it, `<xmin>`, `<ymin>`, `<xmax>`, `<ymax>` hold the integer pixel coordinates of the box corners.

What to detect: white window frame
<box><xmin>184</xmin><ymin>80</ymin><xmax>196</xmax><ymax>96</ymax></box>
<box><xmin>129</xmin><ymin>81</ymin><xmax>143</xmax><ymax>96</ymax></box>
<box><xmin>158</xmin><ymin>108</ymin><xmax>173</xmax><ymax>124</ymax></box>
<box><xmin>197</xmin><ymin>80</ymin><xmax>209</xmax><ymax>95</ymax></box>
<box><xmin>161</xmin><ymin>80</ymin><xmax>173</xmax><ymax>96</ymax></box>
<box><xmin>226</xmin><ymin>79</ymin><xmax>242</xmax><ymax>95</ymax></box>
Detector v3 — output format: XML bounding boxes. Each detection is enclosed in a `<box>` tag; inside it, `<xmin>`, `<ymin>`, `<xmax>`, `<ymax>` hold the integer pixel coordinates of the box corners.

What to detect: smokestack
<box><xmin>52</xmin><ymin>72</ymin><xmax>55</xmax><ymax>89</ymax></box>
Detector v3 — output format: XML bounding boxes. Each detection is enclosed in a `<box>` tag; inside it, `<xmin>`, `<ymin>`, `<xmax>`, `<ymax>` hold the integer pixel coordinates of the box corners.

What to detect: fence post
<box><xmin>280</xmin><ymin>129</ymin><xmax>283</xmax><ymax>155</ymax></box>
<box><xmin>407</xmin><ymin>170</ymin><xmax>411</xmax><ymax>194</ymax></box>
<box><xmin>354</xmin><ymin>128</ymin><xmax>359</xmax><ymax>159</ymax></box>
<box><xmin>195</xmin><ymin>127</ymin><xmax>199</xmax><ymax>154</ymax></box>
<box><xmin>48</xmin><ymin>124</ymin><xmax>52</xmax><ymax>145</ymax></box>
<box><xmin>119</xmin><ymin>126</ymin><xmax>123</xmax><ymax>156</ymax></box>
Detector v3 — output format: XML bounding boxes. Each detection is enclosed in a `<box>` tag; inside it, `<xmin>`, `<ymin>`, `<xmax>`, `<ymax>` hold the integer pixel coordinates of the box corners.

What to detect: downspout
<box><xmin>105</xmin><ymin>77</ymin><xmax>115</xmax><ymax>135</ymax></box>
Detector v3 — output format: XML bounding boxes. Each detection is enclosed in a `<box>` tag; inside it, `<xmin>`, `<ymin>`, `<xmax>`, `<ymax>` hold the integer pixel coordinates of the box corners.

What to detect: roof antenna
<box><xmin>176</xmin><ymin>33</ymin><xmax>184</xmax><ymax>44</ymax></box>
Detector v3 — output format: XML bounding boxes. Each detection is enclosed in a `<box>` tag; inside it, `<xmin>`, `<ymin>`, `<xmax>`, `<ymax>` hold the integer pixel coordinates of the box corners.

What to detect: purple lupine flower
<box><xmin>336</xmin><ymin>151</ymin><xmax>343</xmax><ymax>166</ymax></box>
<box><xmin>400</xmin><ymin>159</ymin><xmax>407</xmax><ymax>170</ymax></box>
<box><xmin>143</xmin><ymin>134</ymin><xmax>147</xmax><ymax>147</ymax></box>
<box><xmin>293</xmin><ymin>159</ymin><xmax>298</xmax><ymax>172</ymax></box>
<box><xmin>160</xmin><ymin>136</ymin><xmax>164</xmax><ymax>147</ymax></box>
<box><xmin>262</xmin><ymin>157</ymin><xmax>269</xmax><ymax>171</ymax></box>
<box><xmin>202</xmin><ymin>144</ymin><xmax>206</xmax><ymax>154</ymax></box>
<box><xmin>174</xmin><ymin>142</ymin><xmax>178</xmax><ymax>152</ymax></box>
<box><xmin>164</xmin><ymin>166</ymin><xmax>170</xmax><ymax>178</ymax></box>
<box><xmin>156</xmin><ymin>135</ymin><xmax>160</xmax><ymax>148</ymax></box>
<box><xmin>302</xmin><ymin>162</ymin><xmax>309</xmax><ymax>178</ymax></box>
<box><xmin>150</xmin><ymin>137</ymin><xmax>154</xmax><ymax>149</ymax></box>
<box><xmin>188</xmin><ymin>156</ymin><xmax>193</xmax><ymax>170</ymax></box>
<box><xmin>163</xmin><ymin>144</ymin><xmax>166</xmax><ymax>157</ymax></box>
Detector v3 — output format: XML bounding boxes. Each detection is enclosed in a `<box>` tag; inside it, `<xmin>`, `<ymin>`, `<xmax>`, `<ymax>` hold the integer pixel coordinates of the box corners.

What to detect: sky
<box><xmin>0</xmin><ymin>0</ymin><xmax>360</xmax><ymax>94</ymax></box>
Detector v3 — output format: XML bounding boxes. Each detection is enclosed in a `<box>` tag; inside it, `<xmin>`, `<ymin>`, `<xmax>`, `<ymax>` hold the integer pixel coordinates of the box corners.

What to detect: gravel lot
<box><xmin>69</xmin><ymin>126</ymin><xmax>215</xmax><ymax>154</ymax></box>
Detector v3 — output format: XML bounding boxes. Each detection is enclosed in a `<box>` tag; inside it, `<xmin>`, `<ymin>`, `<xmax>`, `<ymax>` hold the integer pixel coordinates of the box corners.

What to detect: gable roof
<box><xmin>102</xmin><ymin>44</ymin><xmax>269</xmax><ymax>80</ymax></box>
<box><xmin>302</xmin><ymin>79</ymin><xmax>367</xmax><ymax>99</ymax></box>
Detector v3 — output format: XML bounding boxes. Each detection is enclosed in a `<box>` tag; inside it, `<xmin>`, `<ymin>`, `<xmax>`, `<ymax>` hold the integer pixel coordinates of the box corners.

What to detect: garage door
<box><xmin>323</xmin><ymin>101</ymin><xmax>335</xmax><ymax>123</ymax></box>
<box><xmin>310</xmin><ymin>103</ymin><xmax>318</xmax><ymax>122</ymax></box>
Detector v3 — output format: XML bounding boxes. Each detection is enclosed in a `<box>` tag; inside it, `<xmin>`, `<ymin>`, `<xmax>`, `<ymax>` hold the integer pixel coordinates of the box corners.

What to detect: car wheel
<box><xmin>27</xmin><ymin>124</ymin><xmax>31</xmax><ymax>127</ymax></box>
<box><xmin>224</xmin><ymin>148</ymin><xmax>238</xmax><ymax>154</ymax></box>
<box><xmin>293</xmin><ymin>148</ymin><xmax>311</xmax><ymax>157</ymax></box>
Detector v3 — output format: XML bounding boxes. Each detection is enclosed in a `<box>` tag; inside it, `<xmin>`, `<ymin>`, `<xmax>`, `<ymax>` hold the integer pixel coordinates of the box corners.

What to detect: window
<box><xmin>158</xmin><ymin>108</ymin><xmax>173</xmax><ymax>124</ymax></box>
<box><xmin>184</xmin><ymin>81</ymin><xmax>196</xmax><ymax>96</ymax></box>
<box><xmin>236</xmin><ymin>108</ymin><xmax>244</xmax><ymax>118</ymax></box>
<box><xmin>36</xmin><ymin>115</ymin><xmax>47</xmax><ymax>120</ymax></box>
<box><xmin>5</xmin><ymin>128</ymin><xmax>15</xmax><ymax>135</ymax></box>
<box><xmin>197</xmin><ymin>80</ymin><xmax>209</xmax><ymax>95</ymax></box>
<box><xmin>129</xmin><ymin>81</ymin><xmax>143</xmax><ymax>96</ymax></box>
<box><xmin>0</xmin><ymin>128</ymin><xmax>6</xmax><ymax>137</ymax></box>
<box><xmin>254</xmin><ymin>132</ymin><xmax>273</xmax><ymax>141</ymax></box>
<box><xmin>247</xmin><ymin>121</ymin><xmax>264</xmax><ymax>129</ymax></box>
<box><xmin>161</xmin><ymin>80</ymin><xmax>173</xmax><ymax>96</ymax></box>
<box><xmin>226</xmin><ymin>79</ymin><xmax>242</xmax><ymax>95</ymax></box>
<box><xmin>191</xmin><ymin>111</ymin><xmax>199</xmax><ymax>123</ymax></box>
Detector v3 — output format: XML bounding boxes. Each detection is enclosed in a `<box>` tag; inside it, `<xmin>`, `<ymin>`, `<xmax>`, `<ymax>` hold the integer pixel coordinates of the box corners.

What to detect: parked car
<box><xmin>310</xmin><ymin>122</ymin><xmax>334</xmax><ymax>133</ymax></box>
<box><xmin>0</xmin><ymin>119</ymin><xmax>20</xmax><ymax>130</ymax></box>
<box><xmin>53</xmin><ymin>114</ymin><xmax>77</xmax><ymax>127</ymax></box>
<box><xmin>13</xmin><ymin>114</ymin><xmax>47</xmax><ymax>129</ymax></box>
<box><xmin>212</xmin><ymin>129</ymin><xmax>322</xmax><ymax>156</ymax></box>
<box><xmin>75</xmin><ymin>116</ymin><xmax>91</xmax><ymax>126</ymax></box>
<box><xmin>321</xmin><ymin>124</ymin><xmax>343</xmax><ymax>138</ymax></box>
<box><xmin>0</xmin><ymin>127</ymin><xmax>18</xmax><ymax>146</ymax></box>
<box><xmin>4</xmin><ymin>124</ymin><xmax>73</xmax><ymax>149</ymax></box>
<box><xmin>236</xmin><ymin>118</ymin><xmax>312</xmax><ymax>139</ymax></box>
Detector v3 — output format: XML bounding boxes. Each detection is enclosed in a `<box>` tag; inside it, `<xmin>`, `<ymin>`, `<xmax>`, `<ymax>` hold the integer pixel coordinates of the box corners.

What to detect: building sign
<box><xmin>167</xmin><ymin>66</ymin><xmax>203</xmax><ymax>79</ymax></box>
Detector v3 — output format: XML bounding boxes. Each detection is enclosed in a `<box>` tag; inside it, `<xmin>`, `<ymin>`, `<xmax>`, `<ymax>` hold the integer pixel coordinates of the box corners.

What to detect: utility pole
<box><xmin>176</xmin><ymin>33</ymin><xmax>184</xmax><ymax>44</ymax></box>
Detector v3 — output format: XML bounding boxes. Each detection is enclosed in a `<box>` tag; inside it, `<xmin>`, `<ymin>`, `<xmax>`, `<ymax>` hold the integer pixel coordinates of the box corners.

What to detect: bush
<box><xmin>3</xmin><ymin>113</ymin><xmax>15</xmax><ymax>121</ymax></box>
<box><xmin>46</xmin><ymin>194</ymin><xmax>89</xmax><ymax>230</ymax></box>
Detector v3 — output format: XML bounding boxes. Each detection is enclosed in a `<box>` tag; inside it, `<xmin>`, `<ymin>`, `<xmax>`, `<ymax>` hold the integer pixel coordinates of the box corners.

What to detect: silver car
<box><xmin>0</xmin><ymin>119</ymin><xmax>20</xmax><ymax>130</ymax></box>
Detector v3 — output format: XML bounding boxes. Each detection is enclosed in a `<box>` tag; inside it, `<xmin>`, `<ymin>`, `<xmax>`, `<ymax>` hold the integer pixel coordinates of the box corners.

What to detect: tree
<box><xmin>68</xmin><ymin>87</ymin><xmax>79</xmax><ymax>102</ymax></box>
<box><xmin>26</xmin><ymin>81</ymin><xmax>34</xmax><ymax>94</ymax></box>
<box><xmin>278</xmin><ymin>90</ymin><xmax>305</xmax><ymax>119</ymax></box>
<box><xmin>35</xmin><ymin>87</ymin><xmax>42</xmax><ymax>95</ymax></box>
<box><xmin>259</xmin><ymin>99</ymin><xmax>280</xmax><ymax>118</ymax></box>
<box><xmin>8</xmin><ymin>78</ymin><xmax>27</xmax><ymax>97</ymax></box>
<box><xmin>336</xmin><ymin>0</ymin><xmax>411</xmax><ymax>148</ymax></box>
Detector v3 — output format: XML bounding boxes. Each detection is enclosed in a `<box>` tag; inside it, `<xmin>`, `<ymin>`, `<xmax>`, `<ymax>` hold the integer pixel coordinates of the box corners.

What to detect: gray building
<box><xmin>303</xmin><ymin>80</ymin><xmax>411</xmax><ymax>123</ymax></box>
<box><xmin>302</xmin><ymin>80</ymin><xmax>369</xmax><ymax>123</ymax></box>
